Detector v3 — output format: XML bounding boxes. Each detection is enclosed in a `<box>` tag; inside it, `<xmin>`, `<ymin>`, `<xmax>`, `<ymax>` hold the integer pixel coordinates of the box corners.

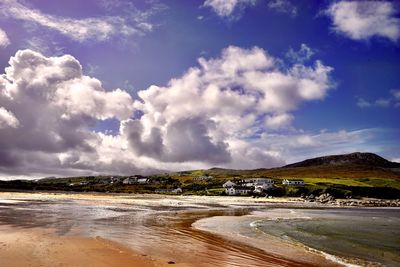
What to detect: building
<box><xmin>109</xmin><ymin>176</ymin><xmax>120</xmax><ymax>184</ymax></box>
<box><xmin>282</xmin><ymin>179</ymin><xmax>304</xmax><ymax>186</ymax></box>
<box><xmin>122</xmin><ymin>177</ymin><xmax>137</xmax><ymax>185</ymax></box>
<box><xmin>155</xmin><ymin>188</ymin><xmax>182</xmax><ymax>194</ymax></box>
<box><xmin>171</xmin><ymin>188</ymin><xmax>183</xmax><ymax>194</ymax></box>
<box><xmin>225</xmin><ymin>186</ymin><xmax>252</xmax><ymax>196</ymax></box>
<box><xmin>137</xmin><ymin>178</ymin><xmax>149</xmax><ymax>184</ymax></box>
<box><xmin>222</xmin><ymin>180</ymin><xmax>237</xmax><ymax>188</ymax></box>
<box><xmin>243</xmin><ymin>178</ymin><xmax>274</xmax><ymax>188</ymax></box>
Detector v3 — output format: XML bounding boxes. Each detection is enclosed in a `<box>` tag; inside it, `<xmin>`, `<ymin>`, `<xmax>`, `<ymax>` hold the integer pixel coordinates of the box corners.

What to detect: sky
<box><xmin>0</xmin><ymin>0</ymin><xmax>399</xmax><ymax>179</ymax></box>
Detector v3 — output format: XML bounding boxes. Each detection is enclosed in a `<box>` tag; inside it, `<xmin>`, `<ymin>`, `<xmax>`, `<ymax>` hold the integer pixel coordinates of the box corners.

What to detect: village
<box><xmin>68</xmin><ymin>175</ymin><xmax>306</xmax><ymax>196</ymax></box>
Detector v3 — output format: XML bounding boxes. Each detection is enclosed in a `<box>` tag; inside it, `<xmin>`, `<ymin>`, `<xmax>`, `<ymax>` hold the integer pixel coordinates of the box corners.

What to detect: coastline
<box><xmin>0</xmin><ymin>191</ymin><xmax>398</xmax><ymax>266</ymax></box>
<box><xmin>192</xmin><ymin>214</ymin><xmax>343</xmax><ymax>267</ymax></box>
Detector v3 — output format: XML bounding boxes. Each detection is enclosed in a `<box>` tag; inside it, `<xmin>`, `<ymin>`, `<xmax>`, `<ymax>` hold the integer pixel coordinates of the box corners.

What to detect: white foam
<box><xmin>0</xmin><ymin>199</ymin><xmax>25</xmax><ymax>204</ymax></box>
<box><xmin>307</xmin><ymin>247</ymin><xmax>361</xmax><ymax>267</ymax></box>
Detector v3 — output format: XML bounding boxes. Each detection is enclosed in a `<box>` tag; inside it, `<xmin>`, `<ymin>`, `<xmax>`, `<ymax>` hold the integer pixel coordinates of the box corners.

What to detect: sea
<box><xmin>194</xmin><ymin>208</ymin><xmax>400</xmax><ymax>266</ymax></box>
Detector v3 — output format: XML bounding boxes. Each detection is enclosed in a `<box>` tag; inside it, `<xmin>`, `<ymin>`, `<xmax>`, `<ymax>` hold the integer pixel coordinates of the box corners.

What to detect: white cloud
<box><xmin>260</xmin><ymin>128</ymin><xmax>390</xmax><ymax>164</ymax></box>
<box><xmin>326</xmin><ymin>1</ymin><xmax>400</xmax><ymax>42</ymax></box>
<box><xmin>0</xmin><ymin>0</ymin><xmax>153</xmax><ymax>43</ymax></box>
<box><xmin>356</xmin><ymin>97</ymin><xmax>372</xmax><ymax>108</ymax></box>
<box><xmin>0</xmin><ymin>28</ymin><xmax>10</xmax><ymax>47</ymax></box>
<box><xmin>0</xmin><ymin>107</ymin><xmax>19</xmax><ymax>129</ymax></box>
<box><xmin>203</xmin><ymin>0</ymin><xmax>256</xmax><ymax>18</ymax></box>
<box><xmin>124</xmin><ymin>45</ymin><xmax>333</xmax><ymax>167</ymax></box>
<box><xmin>267</xmin><ymin>0</ymin><xmax>297</xmax><ymax>17</ymax></box>
<box><xmin>391</xmin><ymin>89</ymin><xmax>400</xmax><ymax>100</ymax></box>
<box><xmin>357</xmin><ymin>90</ymin><xmax>400</xmax><ymax>108</ymax></box>
<box><xmin>0</xmin><ymin>49</ymin><xmax>137</xmax><ymax>176</ymax></box>
<box><xmin>285</xmin><ymin>43</ymin><xmax>314</xmax><ymax>64</ymax></box>
<box><xmin>265</xmin><ymin>113</ymin><xmax>293</xmax><ymax>129</ymax></box>
<box><xmin>0</xmin><ymin>48</ymin><xmax>396</xmax><ymax>178</ymax></box>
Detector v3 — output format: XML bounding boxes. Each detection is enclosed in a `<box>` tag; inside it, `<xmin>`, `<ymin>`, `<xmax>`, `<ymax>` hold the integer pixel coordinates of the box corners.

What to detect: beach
<box><xmin>0</xmin><ymin>192</ymin><xmax>398</xmax><ymax>266</ymax></box>
<box><xmin>0</xmin><ymin>226</ymin><xmax>177</xmax><ymax>267</ymax></box>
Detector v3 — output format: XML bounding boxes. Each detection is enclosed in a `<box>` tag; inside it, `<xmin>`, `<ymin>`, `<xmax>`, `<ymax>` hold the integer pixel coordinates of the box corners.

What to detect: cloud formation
<box><xmin>0</xmin><ymin>28</ymin><xmax>10</xmax><ymax>47</ymax></box>
<box><xmin>125</xmin><ymin>46</ymin><xmax>333</xmax><ymax>167</ymax></box>
<box><xmin>326</xmin><ymin>1</ymin><xmax>400</xmax><ymax>42</ymax></box>
<box><xmin>0</xmin><ymin>50</ymin><xmax>136</xmax><ymax>176</ymax></box>
<box><xmin>0</xmin><ymin>0</ymin><xmax>153</xmax><ymax>43</ymax></box>
<box><xmin>267</xmin><ymin>0</ymin><xmax>297</xmax><ymax>17</ymax></box>
<box><xmin>357</xmin><ymin>90</ymin><xmax>400</xmax><ymax>108</ymax></box>
<box><xmin>203</xmin><ymin>0</ymin><xmax>256</xmax><ymax>18</ymax></box>
<box><xmin>285</xmin><ymin>43</ymin><xmax>315</xmax><ymax>64</ymax></box>
<box><xmin>1</xmin><ymin>48</ymin><xmax>396</xmax><ymax>178</ymax></box>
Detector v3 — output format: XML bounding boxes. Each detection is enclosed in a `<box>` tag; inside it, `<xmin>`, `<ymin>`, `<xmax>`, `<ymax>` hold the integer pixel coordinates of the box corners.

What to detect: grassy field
<box><xmin>301</xmin><ymin>177</ymin><xmax>400</xmax><ymax>189</ymax></box>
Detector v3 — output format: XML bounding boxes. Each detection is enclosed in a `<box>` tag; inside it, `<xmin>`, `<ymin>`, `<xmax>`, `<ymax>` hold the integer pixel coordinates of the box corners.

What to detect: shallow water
<box><xmin>253</xmin><ymin>208</ymin><xmax>400</xmax><ymax>266</ymax></box>
<box><xmin>0</xmin><ymin>194</ymin><xmax>313</xmax><ymax>266</ymax></box>
<box><xmin>195</xmin><ymin>208</ymin><xmax>400</xmax><ymax>266</ymax></box>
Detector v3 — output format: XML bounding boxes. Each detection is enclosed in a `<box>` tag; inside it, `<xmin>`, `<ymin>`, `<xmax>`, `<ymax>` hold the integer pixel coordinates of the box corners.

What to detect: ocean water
<box><xmin>250</xmin><ymin>208</ymin><xmax>400</xmax><ymax>266</ymax></box>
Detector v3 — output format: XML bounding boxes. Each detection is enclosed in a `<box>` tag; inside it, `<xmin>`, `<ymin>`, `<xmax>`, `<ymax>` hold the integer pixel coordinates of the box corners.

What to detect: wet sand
<box><xmin>0</xmin><ymin>226</ymin><xmax>181</xmax><ymax>267</ymax></box>
<box><xmin>0</xmin><ymin>192</ymin><xmax>341</xmax><ymax>266</ymax></box>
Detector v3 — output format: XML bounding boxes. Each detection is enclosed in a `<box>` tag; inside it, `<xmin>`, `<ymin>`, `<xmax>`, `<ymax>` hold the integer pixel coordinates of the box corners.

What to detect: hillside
<box><xmin>1</xmin><ymin>152</ymin><xmax>399</xmax><ymax>199</ymax></box>
<box><xmin>284</xmin><ymin>152</ymin><xmax>400</xmax><ymax>169</ymax></box>
<box><xmin>182</xmin><ymin>152</ymin><xmax>400</xmax><ymax>180</ymax></box>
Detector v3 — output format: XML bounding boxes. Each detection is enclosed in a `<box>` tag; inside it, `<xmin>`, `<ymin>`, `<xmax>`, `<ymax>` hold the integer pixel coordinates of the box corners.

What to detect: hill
<box><xmin>180</xmin><ymin>152</ymin><xmax>400</xmax><ymax>180</ymax></box>
<box><xmin>283</xmin><ymin>152</ymin><xmax>400</xmax><ymax>169</ymax></box>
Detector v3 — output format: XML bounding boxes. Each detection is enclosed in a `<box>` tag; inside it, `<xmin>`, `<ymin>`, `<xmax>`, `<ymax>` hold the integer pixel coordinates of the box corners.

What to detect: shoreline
<box><xmin>0</xmin><ymin>190</ymin><xmax>399</xmax><ymax>207</ymax></box>
<box><xmin>192</xmin><ymin>214</ymin><xmax>343</xmax><ymax>267</ymax></box>
<box><xmin>0</xmin><ymin>191</ymin><xmax>398</xmax><ymax>266</ymax></box>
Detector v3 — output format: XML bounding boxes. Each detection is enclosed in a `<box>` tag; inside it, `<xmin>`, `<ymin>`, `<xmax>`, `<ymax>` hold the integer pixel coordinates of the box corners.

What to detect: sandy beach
<box><xmin>0</xmin><ymin>225</ymin><xmax>183</xmax><ymax>267</ymax></box>
<box><xmin>0</xmin><ymin>191</ymin><xmax>395</xmax><ymax>266</ymax></box>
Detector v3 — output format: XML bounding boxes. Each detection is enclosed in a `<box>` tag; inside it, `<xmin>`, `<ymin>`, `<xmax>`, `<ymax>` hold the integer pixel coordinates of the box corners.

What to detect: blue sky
<box><xmin>0</xmin><ymin>0</ymin><xmax>399</xmax><ymax>178</ymax></box>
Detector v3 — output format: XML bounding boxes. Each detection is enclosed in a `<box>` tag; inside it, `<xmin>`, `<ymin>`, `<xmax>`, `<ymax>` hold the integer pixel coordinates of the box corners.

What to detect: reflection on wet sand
<box><xmin>0</xmin><ymin>193</ymin><xmax>330</xmax><ymax>266</ymax></box>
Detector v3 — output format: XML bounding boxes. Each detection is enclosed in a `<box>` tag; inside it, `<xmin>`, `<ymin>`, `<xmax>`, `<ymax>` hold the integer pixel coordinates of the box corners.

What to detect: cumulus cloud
<box><xmin>0</xmin><ymin>107</ymin><xmax>19</xmax><ymax>129</ymax></box>
<box><xmin>0</xmin><ymin>49</ymin><xmax>136</xmax><ymax>176</ymax></box>
<box><xmin>326</xmin><ymin>1</ymin><xmax>400</xmax><ymax>42</ymax></box>
<box><xmin>267</xmin><ymin>0</ymin><xmax>297</xmax><ymax>17</ymax></box>
<box><xmin>0</xmin><ymin>0</ymin><xmax>153</xmax><ymax>43</ymax></box>
<box><xmin>0</xmin><ymin>28</ymin><xmax>10</xmax><ymax>48</ymax></box>
<box><xmin>203</xmin><ymin>0</ymin><xmax>256</xmax><ymax>18</ymax></box>
<box><xmin>265</xmin><ymin>113</ymin><xmax>293</xmax><ymax>129</ymax></box>
<box><xmin>124</xmin><ymin>46</ymin><xmax>333</xmax><ymax>167</ymax></box>
<box><xmin>1</xmin><ymin>48</ymin><xmax>396</xmax><ymax>178</ymax></box>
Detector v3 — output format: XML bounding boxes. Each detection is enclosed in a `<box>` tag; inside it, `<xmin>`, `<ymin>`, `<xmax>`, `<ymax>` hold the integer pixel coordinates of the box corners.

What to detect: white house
<box><xmin>225</xmin><ymin>186</ymin><xmax>252</xmax><ymax>196</ymax></box>
<box><xmin>172</xmin><ymin>188</ymin><xmax>183</xmax><ymax>194</ymax></box>
<box><xmin>137</xmin><ymin>178</ymin><xmax>150</xmax><ymax>184</ymax></box>
<box><xmin>122</xmin><ymin>177</ymin><xmax>137</xmax><ymax>185</ymax></box>
<box><xmin>243</xmin><ymin>178</ymin><xmax>274</xmax><ymax>188</ymax></box>
<box><xmin>223</xmin><ymin>180</ymin><xmax>237</xmax><ymax>188</ymax></box>
<box><xmin>282</xmin><ymin>179</ymin><xmax>304</xmax><ymax>186</ymax></box>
